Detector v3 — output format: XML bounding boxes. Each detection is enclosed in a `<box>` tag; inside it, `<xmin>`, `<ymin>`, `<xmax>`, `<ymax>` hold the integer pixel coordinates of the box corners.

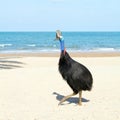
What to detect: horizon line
<box><xmin>0</xmin><ymin>30</ymin><xmax>120</xmax><ymax>32</ymax></box>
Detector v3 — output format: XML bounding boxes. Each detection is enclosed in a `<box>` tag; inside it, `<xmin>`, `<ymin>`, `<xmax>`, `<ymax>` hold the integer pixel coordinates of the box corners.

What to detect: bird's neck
<box><xmin>59</xmin><ymin>36</ymin><xmax>65</xmax><ymax>52</ymax></box>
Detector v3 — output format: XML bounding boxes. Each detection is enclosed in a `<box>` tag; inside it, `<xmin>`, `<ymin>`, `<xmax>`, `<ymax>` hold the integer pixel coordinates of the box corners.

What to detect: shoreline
<box><xmin>0</xmin><ymin>51</ymin><xmax>120</xmax><ymax>57</ymax></box>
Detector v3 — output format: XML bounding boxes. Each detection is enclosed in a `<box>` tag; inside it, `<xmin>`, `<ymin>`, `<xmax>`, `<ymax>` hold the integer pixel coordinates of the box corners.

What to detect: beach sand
<box><xmin>0</xmin><ymin>53</ymin><xmax>120</xmax><ymax>120</ymax></box>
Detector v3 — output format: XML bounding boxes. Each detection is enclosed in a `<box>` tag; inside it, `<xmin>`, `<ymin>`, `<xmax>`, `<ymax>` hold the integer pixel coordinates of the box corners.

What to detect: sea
<box><xmin>0</xmin><ymin>32</ymin><xmax>120</xmax><ymax>53</ymax></box>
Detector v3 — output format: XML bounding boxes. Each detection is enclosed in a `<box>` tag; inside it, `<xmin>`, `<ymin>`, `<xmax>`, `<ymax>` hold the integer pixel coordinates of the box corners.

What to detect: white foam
<box><xmin>27</xmin><ymin>44</ymin><xmax>36</xmax><ymax>47</ymax></box>
<box><xmin>0</xmin><ymin>44</ymin><xmax>12</xmax><ymax>47</ymax></box>
<box><xmin>92</xmin><ymin>48</ymin><xmax>115</xmax><ymax>52</ymax></box>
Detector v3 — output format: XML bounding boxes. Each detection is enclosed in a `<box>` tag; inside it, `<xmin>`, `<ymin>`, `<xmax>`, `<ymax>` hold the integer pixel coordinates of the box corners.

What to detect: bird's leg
<box><xmin>58</xmin><ymin>92</ymin><xmax>76</xmax><ymax>105</ymax></box>
<box><xmin>78</xmin><ymin>91</ymin><xmax>82</xmax><ymax>105</ymax></box>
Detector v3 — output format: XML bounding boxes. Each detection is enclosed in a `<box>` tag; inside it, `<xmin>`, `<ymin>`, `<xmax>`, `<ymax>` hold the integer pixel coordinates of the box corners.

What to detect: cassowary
<box><xmin>56</xmin><ymin>30</ymin><xmax>93</xmax><ymax>105</ymax></box>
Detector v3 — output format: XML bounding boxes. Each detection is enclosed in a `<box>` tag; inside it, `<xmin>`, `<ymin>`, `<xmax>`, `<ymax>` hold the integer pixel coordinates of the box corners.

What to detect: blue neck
<box><xmin>59</xmin><ymin>37</ymin><xmax>65</xmax><ymax>52</ymax></box>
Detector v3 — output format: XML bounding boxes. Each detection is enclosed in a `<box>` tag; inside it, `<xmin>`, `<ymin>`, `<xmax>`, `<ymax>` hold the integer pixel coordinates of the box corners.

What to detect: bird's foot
<box><xmin>78</xmin><ymin>102</ymin><xmax>82</xmax><ymax>106</ymax></box>
<box><xmin>58</xmin><ymin>101</ymin><xmax>63</xmax><ymax>106</ymax></box>
<box><xmin>58</xmin><ymin>102</ymin><xmax>61</xmax><ymax>106</ymax></box>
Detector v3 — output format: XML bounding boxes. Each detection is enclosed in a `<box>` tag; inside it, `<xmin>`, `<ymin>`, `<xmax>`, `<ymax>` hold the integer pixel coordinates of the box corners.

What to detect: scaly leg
<box><xmin>78</xmin><ymin>91</ymin><xmax>82</xmax><ymax>105</ymax></box>
<box><xmin>58</xmin><ymin>92</ymin><xmax>77</xmax><ymax>105</ymax></box>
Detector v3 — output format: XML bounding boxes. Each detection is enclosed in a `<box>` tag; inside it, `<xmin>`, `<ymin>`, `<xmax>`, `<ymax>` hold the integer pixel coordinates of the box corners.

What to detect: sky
<box><xmin>0</xmin><ymin>0</ymin><xmax>120</xmax><ymax>31</ymax></box>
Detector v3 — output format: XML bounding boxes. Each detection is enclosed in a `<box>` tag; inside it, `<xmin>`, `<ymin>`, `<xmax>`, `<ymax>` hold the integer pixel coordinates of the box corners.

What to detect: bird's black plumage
<box><xmin>59</xmin><ymin>51</ymin><xmax>93</xmax><ymax>94</ymax></box>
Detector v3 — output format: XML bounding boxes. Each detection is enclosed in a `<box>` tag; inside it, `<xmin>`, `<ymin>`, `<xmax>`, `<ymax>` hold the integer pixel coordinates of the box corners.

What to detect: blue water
<box><xmin>0</xmin><ymin>32</ymin><xmax>120</xmax><ymax>53</ymax></box>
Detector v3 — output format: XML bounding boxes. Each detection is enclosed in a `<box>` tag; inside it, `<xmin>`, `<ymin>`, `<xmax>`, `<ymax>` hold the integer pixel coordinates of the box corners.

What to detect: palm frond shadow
<box><xmin>53</xmin><ymin>92</ymin><xmax>89</xmax><ymax>105</ymax></box>
<box><xmin>0</xmin><ymin>59</ymin><xmax>24</xmax><ymax>70</ymax></box>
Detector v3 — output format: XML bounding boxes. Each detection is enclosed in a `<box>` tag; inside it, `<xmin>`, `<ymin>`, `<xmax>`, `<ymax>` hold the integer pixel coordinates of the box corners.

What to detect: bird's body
<box><xmin>59</xmin><ymin>51</ymin><xmax>93</xmax><ymax>94</ymax></box>
<box><xmin>56</xmin><ymin>30</ymin><xmax>93</xmax><ymax>105</ymax></box>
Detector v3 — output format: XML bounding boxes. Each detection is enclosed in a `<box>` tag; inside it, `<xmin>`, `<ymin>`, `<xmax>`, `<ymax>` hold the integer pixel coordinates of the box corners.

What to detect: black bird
<box><xmin>56</xmin><ymin>30</ymin><xmax>93</xmax><ymax>105</ymax></box>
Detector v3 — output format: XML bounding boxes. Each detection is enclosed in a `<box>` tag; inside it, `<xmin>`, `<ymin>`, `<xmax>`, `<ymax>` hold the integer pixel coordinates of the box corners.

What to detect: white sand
<box><xmin>0</xmin><ymin>56</ymin><xmax>120</xmax><ymax>120</ymax></box>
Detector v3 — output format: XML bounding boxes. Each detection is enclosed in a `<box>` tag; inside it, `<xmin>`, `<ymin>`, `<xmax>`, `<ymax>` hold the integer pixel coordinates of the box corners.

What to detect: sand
<box><xmin>0</xmin><ymin>53</ymin><xmax>120</xmax><ymax>120</ymax></box>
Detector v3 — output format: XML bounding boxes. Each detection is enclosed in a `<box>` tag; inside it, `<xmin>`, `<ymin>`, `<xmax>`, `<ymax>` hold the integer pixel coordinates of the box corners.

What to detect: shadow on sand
<box><xmin>0</xmin><ymin>58</ymin><xmax>24</xmax><ymax>70</ymax></box>
<box><xmin>53</xmin><ymin>92</ymin><xmax>90</xmax><ymax>105</ymax></box>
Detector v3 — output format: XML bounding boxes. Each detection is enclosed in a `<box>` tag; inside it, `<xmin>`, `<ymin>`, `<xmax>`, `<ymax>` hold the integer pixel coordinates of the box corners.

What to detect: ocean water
<box><xmin>0</xmin><ymin>32</ymin><xmax>120</xmax><ymax>53</ymax></box>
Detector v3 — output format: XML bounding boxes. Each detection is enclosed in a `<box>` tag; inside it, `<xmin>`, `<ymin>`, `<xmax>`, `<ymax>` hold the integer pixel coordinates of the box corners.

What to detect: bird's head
<box><xmin>55</xmin><ymin>30</ymin><xmax>62</xmax><ymax>41</ymax></box>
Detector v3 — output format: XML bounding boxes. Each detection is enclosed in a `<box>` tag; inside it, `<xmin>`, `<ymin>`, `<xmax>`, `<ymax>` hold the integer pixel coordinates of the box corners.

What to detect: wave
<box><xmin>0</xmin><ymin>44</ymin><xmax>12</xmax><ymax>48</ymax></box>
<box><xmin>27</xmin><ymin>44</ymin><xmax>36</xmax><ymax>47</ymax></box>
<box><xmin>91</xmin><ymin>48</ymin><xmax>117</xmax><ymax>52</ymax></box>
<box><xmin>0</xmin><ymin>49</ymin><xmax>60</xmax><ymax>53</ymax></box>
<box><xmin>0</xmin><ymin>45</ymin><xmax>120</xmax><ymax>53</ymax></box>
